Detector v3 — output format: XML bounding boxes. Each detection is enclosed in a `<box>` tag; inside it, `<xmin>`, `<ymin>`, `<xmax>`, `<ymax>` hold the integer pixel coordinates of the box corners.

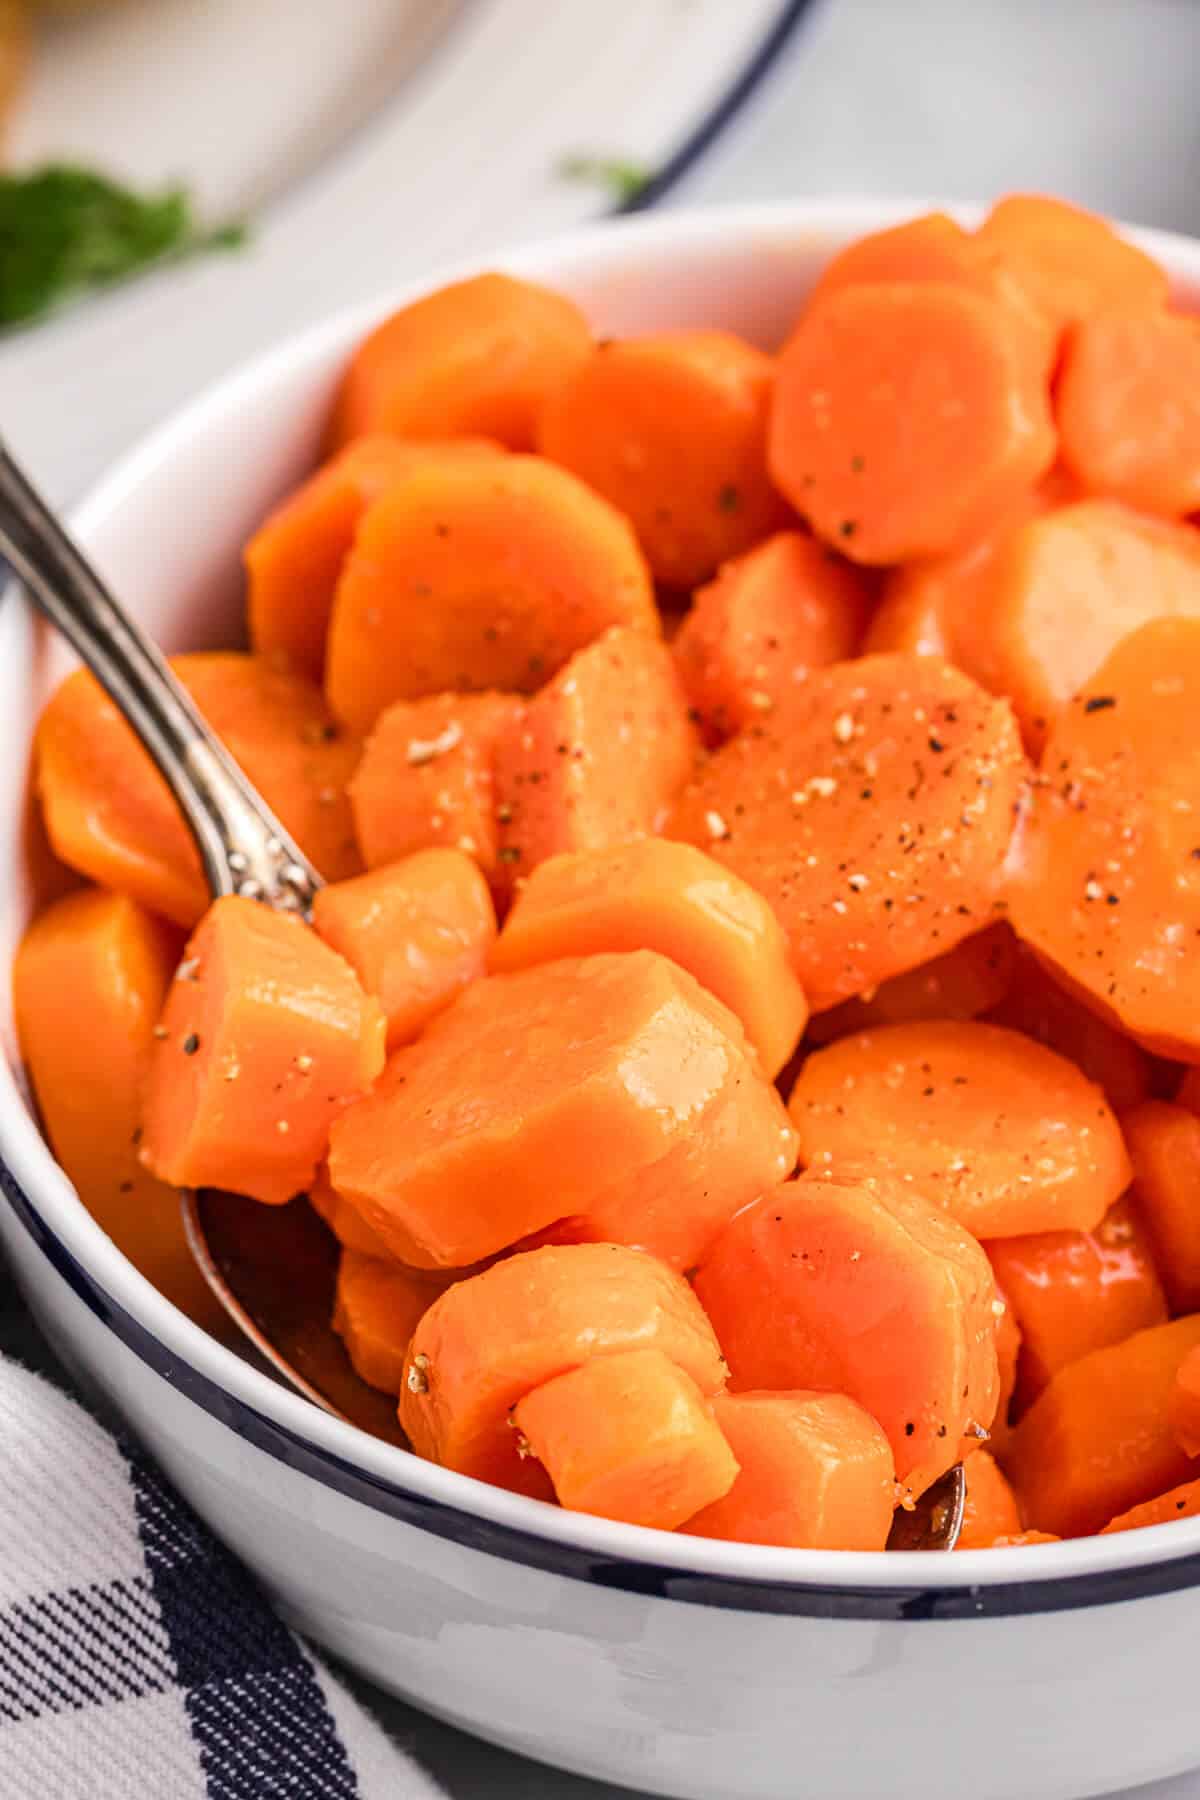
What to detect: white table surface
<box><xmin>5</xmin><ymin>2</ymin><xmax>1200</xmax><ymax>1794</ymax></box>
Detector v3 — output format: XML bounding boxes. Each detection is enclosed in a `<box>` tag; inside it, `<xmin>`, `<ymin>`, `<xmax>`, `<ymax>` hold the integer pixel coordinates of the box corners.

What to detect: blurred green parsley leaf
<box><xmin>557</xmin><ymin>153</ymin><xmax>652</xmax><ymax>205</ymax></box>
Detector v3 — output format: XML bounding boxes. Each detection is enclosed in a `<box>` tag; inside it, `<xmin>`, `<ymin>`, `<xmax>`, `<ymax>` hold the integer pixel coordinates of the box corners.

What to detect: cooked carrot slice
<box><xmin>399</xmin><ymin>1242</ymin><xmax>726</xmax><ymax>1494</ymax></box>
<box><xmin>1057</xmin><ymin>312</ymin><xmax>1200</xmax><ymax>518</ymax></box>
<box><xmin>672</xmin><ymin>531</ymin><xmax>869</xmax><ymax>743</ymax></box>
<box><xmin>312</xmin><ymin>849</ymin><xmax>495</xmax><ymax>1049</ymax></box>
<box><xmin>1102</xmin><ymin>1479</ymin><xmax>1200</xmax><ymax>1534</ymax></box>
<box><xmin>308</xmin><ymin>1163</ymin><xmax>394</xmax><ymax>1260</ymax></box>
<box><xmin>694</xmin><ymin>1175</ymin><xmax>999</xmax><ymax>1495</ymax></box>
<box><xmin>806</xmin><ymin>922</ymin><xmax>1016</xmax><ymax>1046</ymax></box>
<box><xmin>324</xmin><ymin>455</ymin><xmax>657</xmax><ymax>733</ymax></box>
<box><xmin>1008</xmin><ymin>617</ymin><xmax>1200</xmax><ymax>1061</ymax></box>
<box><xmin>13</xmin><ymin>888</ymin><xmax>220</xmax><ymax>1327</ymax></box>
<box><xmin>328</xmin><ymin>272</ymin><xmax>592</xmax><ymax>451</ymax></box>
<box><xmin>977</xmin><ymin>195</ymin><xmax>1169</xmax><ymax>347</ymax></box>
<box><xmin>789</xmin><ymin>1020</ymin><xmax>1129</xmax><ymax>1238</ymax></box>
<box><xmin>669</xmin><ymin>653</ymin><xmax>1026</xmax><ymax>1013</ymax></box>
<box><xmin>538</xmin><ymin>330</ymin><xmax>786</xmax><ymax>589</ymax></box>
<box><xmin>332</xmin><ymin>1249</ymin><xmax>438</xmax><ymax>1393</ymax></box>
<box><xmin>991</xmin><ymin>1279</ymin><xmax>1022</xmax><ymax>1458</ymax></box>
<box><xmin>956</xmin><ymin>1450</ymin><xmax>1022</xmax><ymax>1550</ymax></box>
<box><xmin>491</xmin><ymin>838</ymin><xmax>808</xmax><ymax>1078</ymax></box>
<box><xmin>1171</xmin><ymin>1347</ymin><xmax>1200</xmax><ymax>1457</ymax></box>
<box><xmin>983</xmin><ymin>946</ymin><xmax>1152</xmax><ymax>1114</ymax></box>
<box><xmin>245</xmin><ymin>435</ymin><xmax>502</xmax><ymax>679</ymax></box>
<box><xmin>1006</xmin><ymin>1315</ymin><xmax>1200</xmax><ymax>1537</ymax></box>
<box><xmin>142</xmin><ymin>896</ymin><xmax>386</xmax><ymax>1207</ymax></box>
<box><xmin>684</xmin><ymin>1391</ymin><xmax>895</xmax><ymax>1551</ymax></box>
<box><xmin>1122</xmin><ymin>1102</ymin><xmax>1200</xmax><ymax>1313</ymax></box>
<box><xmin>986</xmin><ymin>1197</ymin><xmax>1168</xmax><ymax>1408</ymax></box>
<box><xmin>990</xmin><ymin>1531</ymin><xmax>1060</xmax><ymax>1548</ymax></box>
<box><xmin>513</xmin><ymin>1348</ymin><xmax>739</xmax><ymax>1530</ymax></box>
<box><xmin>769</xmin><ymin>282</ymin><xmax>1056</xmax><ymax>564</ymax></box>
<box><xmin>36</xmin><ymin>654</ymin><xmax>362</xmax><ymax>929</ymax></box>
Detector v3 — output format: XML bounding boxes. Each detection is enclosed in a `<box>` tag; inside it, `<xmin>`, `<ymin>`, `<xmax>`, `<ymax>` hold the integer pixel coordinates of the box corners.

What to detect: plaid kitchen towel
<box><xmin>0</xmin><ymin>1356</ymin><xmax>444</xmax><ymax>1800</ymax></box>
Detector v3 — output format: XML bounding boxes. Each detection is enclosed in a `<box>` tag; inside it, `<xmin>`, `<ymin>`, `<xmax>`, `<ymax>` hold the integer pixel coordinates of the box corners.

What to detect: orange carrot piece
<box><xmin>491</xmin><ymin>837</ymin><xmax>808</xmax><ymax>1078</ymax></box>
<box><xmin>694</xmin><ymin>1175</ymin><xmax>999</xmax><ymax>1495</ymax></box>
<box><xmin>1171</xmin><ymin>1347</ymin><xmax>1200</xmax><ymax>1457</ymax></box>
<box><xmin>36</xmin><ymin>653</ymin><xmax>362</xmax><ymax>929</ymax></box>
<box><xmin>324</xmin><ymin>455</ymin><xmax>657</xmax><ymax>733</ymax></box>
<box><xmin>684</xmin><ymin>1390</ymin><xmax>895</xmax><ymax>1551</ymax></box>
<box><xmin>328</xmin><ymin>272</ymin><xmax>592</xmax><ymax>451</ymax></box>
<box><xmin>1102</xmin><ymin>1479</ymin><xmax>1200</xmax><ymax>1534</ymax></box>
<box><xmin>991</xmin><ymin>1279</ymin><xmax>1022</xmax><ymax>1457</ymax></box>
<box><xmin>538</xmin><ymin>330</ymin><xmax>787</xmax><ymax>590</ymax></box>
<box><xmin>990</xmin><ymin>1531</ymin><xmax>1061</xmax><ymax>1548</ymax></box>
<box><xmin>768</xmin><ymin>282</ymin><xmax>1056</xmax><ymax>564</ymax></box>
<box><xmin>1008</xmin><ymin>616</ymin><xmax>1200</xmax><ymax>1061</ymax></box>
<box><xmin>977</xmin><ymin>195</ymin><xmax>1169</xmax><ymax>347</ymax></box>
<box><xmin>806</xmin><ymin>922</ymin><xmax>1016</xmax><ymax>1046</ymax></box>
<box><xmin>142</xmin><ymin>896</ymin><xmax>386</xmax><ymax>1207</ymax></box>
<box><xmin>1122</xmin><ymin>1102</ymin><xmax>1200</xmax><ymax>1313</ymax></box>
<box><xmin>312</xmin><ymin>848</ymin><xmax>495</xmax><ymax>1048</ymax></box>
<box><xmin>668</xmin><ymin>653</ymin><xmax>1026</xmax><ymax>1013</ymax></box>
<box><xmin>1006</xmin><ymin>1315</ymin><xmax>1200</xmax><ymax>1537</ymax></box>
<box><xmin>1056</xmin><ymin>312</ymin><xmax>1200</xmax><ymax>518</ymax></box>
<box><xmin>399</xmin><ymin>1242</ymin><xmax>727</xmax><ymax>1494</ymax></box>
<box><xmin>672</xmin><ymin>531</ymin><xmax>870</xmax><ymax>742</ymax></box>
<box><xmin>332</xmin><ymin>1249</ymin><xmax>437</xmax><ymax>1393</ymax></box>
<box><xmin>513</xmin><ymin>1348</ymin><xmax>739</xmax><ymax>1530</ymax></box>
<box><xmin>956</xmin><ymin>1450</ymin><xmax>1022</xmax><ymax>1550</ymax></box>
<box><xmin>983</xmin><ymin>947</ymin><xmax>1152</xmax><ymax>1115</ymax></box>
<box><xmin>308</xmin><ymin>1163</ymin><xmax>394</xmax><ymax>1260</ymax></box>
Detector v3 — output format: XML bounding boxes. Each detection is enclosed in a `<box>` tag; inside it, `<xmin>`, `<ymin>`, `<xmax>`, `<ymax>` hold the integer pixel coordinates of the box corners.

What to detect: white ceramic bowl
<box><xmin>4</xmin><ymin>200</ymin><xmax>1200</xmax><ymax>1800</ymax></box>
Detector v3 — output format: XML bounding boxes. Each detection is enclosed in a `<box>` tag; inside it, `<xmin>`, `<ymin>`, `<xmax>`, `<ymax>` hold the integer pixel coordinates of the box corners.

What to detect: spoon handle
<box><xmin>0</xmin><ymin>441</ymin><xmax>322</xmax><ymax>916</ymax></box>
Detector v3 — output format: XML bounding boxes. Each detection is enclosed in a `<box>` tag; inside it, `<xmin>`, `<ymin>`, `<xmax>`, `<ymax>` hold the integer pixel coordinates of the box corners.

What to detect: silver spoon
<box><xmin>0</xmin><ymin>440</ymin><xmax>963</xmax><ymax>1545</ymax></box>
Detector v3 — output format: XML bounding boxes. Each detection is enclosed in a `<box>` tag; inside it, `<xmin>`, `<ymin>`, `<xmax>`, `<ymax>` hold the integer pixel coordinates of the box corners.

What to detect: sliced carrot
<box><xmin>1008</xmin><ymin>616</ymin><xmax>1200</xmax><ymax>1061</ymax></box>
<box><xmin>312</xmin><ymin>848</ymin><xmax>495</xmax><ymax>1049</ymax></box>
<box><xmin>1006</xmin><ymin>1314</ymin><xmax>1200</xmax><ymax>1537</ymax></box>
<box><xmin>328</xmin><ymin>272</ymin><xmax>592</xmax><ymax>451</ymax></box>
<box><xmin>694</xmin><ymin>1175</ymin><xmax>999</xmax><ymax>1495</ymax></box>
<box><xmin>986</xmin><ymin>1197</ymin><xmax>1168</xmax><ymax>1408</ymax></box>
<box><xmin>324</xmin><ymin>455</ymin><xmax>657</xmax><ymax>734</ymax></box>
<box><xmin>332</xmin><ymin>1249</ymin><xmax>437</xmax><ymax>1393</ymax></box>
<box><xmin>513</xmin><ymin>1347</ymin><xmax>739</xmax><ymax>1529</ymax></box>
<box><xmin>668</xmin><ymin>652</ymin><xmax>1026</xmax><ymax>1012</ymax></box>
<box><xmin>491</xmin><ymin>837</ymin><xmax>808</xmax><ymax>1078</ymax></box>
<box><xmin>983</xmin><ymin>947</ymin><xmax>1152</xmax><ymax>1114</ymax></box>
<box><xmin>956</xmin><ymin>1450</ymin><xmax>1022</xmax><ymax>1550</ymax></box>
<box><xmin>1056</xmin><ymin>311</ymin><xmax>1200</xmax><ymax>518</ymax></box>
<box><xmin>806</xmin><ymin>922</ymin><xmax>1016</xmax><ymax>1046</ymax></box>
<box><xmin>245</xmin><ymin>434</ymin><xmax>502</xmax><ymax>679</ymax></box>
<box><xmin>142</xmin><ymin>896</ymin><xmax>386</xmax><ymax>1207</ymax></box>
<box><xmin>1102</xmin><ymin>1478</ymin><xmax>1200</xmax><ymax>1534</ymax></box>
<box><xmin>1122</xmin><ymin>1102</ymin><xmax>1200</xmax><ymax>1313</ymax></box>
<box><xmin>769</xmin><ymin>282</ymin><xmax>1056</xmax><ymax>564</ymax></box>
<box><xmin>538</xmin><ymin>330</ymin><xmax>786</xmax><ymax>589</ymax></box>
<box><xmin>308</xmin><ymin>1163</ymin><xmax>394</xmax><ymax>1260</ymax></box>
<box><xmin>1171</xmin><ymin>1347</ymin><xmax>1200</xmax><ymax>1457</ymax></box>
<box><xmin>36</xmin><ymin>654</ymin><xmax>362</xmax><ymax>929</ymax></box>
<box><xmin>13</xmin><ymin>888</ymin><xmax>220</xmax><ymax>1327</ymax></box>
<box><xmin>672</xmin><ymin>530</ymin><xmax>870</xmax><ymax>743</ymax></box>
<box><xmin>990</xmin><ymin>1531</ymin><xmax>1060</xmax><ymax>1548</ymax></box>
<box><xmin>991</xmin><ymin>1279</ymin><xmax>1022</xmax><ymax>1457</ymax></box>
<box><xmin>398</xmin><ymin>1242</ymin><xmax>727</xmax><ymax>1494</ymax></box>
<box><xmin>977</xmin><ymin>195</ymin><xmax>1169</xmax><ymax>347</ymax></box>
<box><xmin>684</xmin><ymin>1391</ymin><xmax>895</xmax><ymax>1551</ymax></box>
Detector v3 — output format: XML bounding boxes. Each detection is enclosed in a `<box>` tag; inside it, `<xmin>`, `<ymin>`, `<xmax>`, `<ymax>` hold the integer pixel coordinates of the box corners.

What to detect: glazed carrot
<box><xmin>245</xmin><ymin>434</ymin><xmax>502</xmax><ymax>679</ymax></box>
<box><xmin>1171</xmin><ymin>1347</ymin><xmax>1200</xmax><ymax>1457</ymax></box>
<box><xmin>307</xmin><ymin>1163</ymin><xmax>394</xmax><ymax>1260</ymax></box>
<box><xmin>990</xmin><ymin>1531</ymin><xmax>1060</xmax><ymax>1548</ymax></box>
<box><xmin>986</xmin><ymin>1197</ymin><xmax>1168</xmax><ymax>1407</ymax></box>
<box><xmin>1056</xmin><ymin>312</ymin><xmax>1200</xmax><ymax>518</ymax></box>
<box><xmin>328</xmin><ymin>272</ymin><xmax>592</xmax><ymax>451</ymax></box>
<box><xmin>491</xmin><ymin>837</ymin><xmax>808</xmax><ymax>1078</ymax></box>
<box><xmin>1122</xmin><ymin>1102</ymin><xmax>1200</xmax><ymax>1313</ymax></box>
<box><xmin>538</xmin><ymin>330</ymin><xmax>787</xmax><ymax>589</ymax></box>
<box><xmin>312</xmin><ymin>849</ymin><xmax>495</xmax><ymax>1048</ymax></box>
<box><xmin>991</xmin><ymin>1280</ymin><xmax>1022</xmax><ymax>1457</ymax></box>
<box><xmin>684</xmin><ymin>1391</ymin><xmax>895</xmax><ymax>1551</ymax></box>
<box><xmin>1102</xmin><ymin>1479</ymin><xmax>1200</xmax><ymax>1534</ymax></box>
<box><xmin>513</xmin><ymin>1348</ymin><xmax>739</xmax><ymax>1530</ymax></box>
<box><xmin>1005</xmin><ymin>1315</ymin><xmax>1200</xmax><ymax>1537</ymax></box>
<box><xmin>1008</xmin><ymin>617</ymin><xmax>1200</xmax><ymax>1060</ymax></box>
<box><xmin>694</xmin><ymin>1175</ymin><xmax>999</xmax><ymax>1495</ymax></box>
<box><xmin>36</xmin><ymin>653</ymin><xmax>362</xmax><ymax>929</ymax></box>
<box><xmin>983</xmin><ymin>947</ymin><xmax>1152</xmax><ymax>1115</ymax></box>
<box><xmin>348</xmin><ymin>691</ymin><xmax>523</xmax><ymax>889</ymax></box>
<box><xmin>956</xmin><ymin>1450</ymin><xmax>1022</xmax><ymax>1550</ymax></box>
<box><xmin>399</xmin><ymin>1242</ymin><xmax>727</xmax><ymax>1493</ymax></box>
<box><xmin>672</xmin><ymin>531</ymin><xmax>870</xmax><ymax>742</ymax></box>
<box><xmin>332</xmin><ymin>1249</ymin><xmax>438</xmax><ymax>1393</ymax></box>
<box><xmin>324</xmin><ymin>455</ymin><xmax>658</xmax><ymax>733</ymax></box>
<box><xmin>806</xmin><ymin>922</ymin><xmax>1016</xmax><ymax>1046</ymax></box>
<box><xmin>329</xmin><ymin>950</ymin><xmax>795</xmax><ymax>1271</ymax></box>
<box><xmin>769</xmin><ymin>282</ymin><xmax>1056</xmax><ymax>564</ymax></box>
<box><xmin>142</xmin><ymin>896</ymin><xmax>386</xmax><ymax>1207</ymax></box>
<box><xmin>13</xmin><ymin>888</ymin><xmax>220</xmax><ymax>1327</ymax></box>
<box><xmin>493</xmin><ymin>627</ymin><xmax>696</xmax><ymax>890</ymax></box>
<box><xmin>668</xmin><ymin>653</ymin><xmax>1026</xmax><ymax>1012</ymax></box>
<box><xmin>789</xmin><ymin>1021</ymin><xmax>1129</xmax><ymax>1238</ymax></box>
<box><xmin>977</xmin><ymin>195</ymin><xmax>1169</xmax><ymax>347</ymax></box>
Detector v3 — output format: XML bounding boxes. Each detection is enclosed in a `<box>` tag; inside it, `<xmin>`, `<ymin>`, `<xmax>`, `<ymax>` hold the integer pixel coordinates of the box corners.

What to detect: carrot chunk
<box><xmin>684</xmin><ymin>1391</ymin><xmax>895</xmax><ymax>1550</ymax></box>
<box><xmin>491</xmin><ymin>837</ymin><xmax>808</xmax><ymax>1078</ymax></box>
<box><xmin>328</xmin><ymin>272</ymin><xmax>592</xmax><ymax>451</ymax></box>
<box><xmin>513</xmin><ymin>1348</ymin><xmax>739</xmax><ymax>1529</ymax></box>
<box><xmin>806</xmin><ymin>922</ymin><xmax>1016</xmax><ymax>1046</ymax></box>
<box><xmin>1006</xmin><ymin>1315</ymin><xmax>1200</xmax><ymax>1537</ymax></box>
<box><xmin>694</xmin><ymin>1175</ymin><xmax>999</xmax><ymax>1495</ymax></box>
<box><xmin>399</xmin><ymin>1242</ymin><xmax>727</xmax><ymax>1494</ymax></box>
<box><xmin>332</xmin><ymin>1249</ymin><xmax>438</xmax><ymax>1393</ymax></box>
<box><xmin>538</xmin><ymin>330</ymin><xmax>786</xmax><ymax>589</ymax></box>
<box><xmin>769</xmin><ymin>282</ymin><xmax>1056</xmax><ymax>564</ymax></box>
<box><xmin>983</xmin><ymin>947</ymin><xmax>1152</xmax><ymax>1114</ymax></box>
<box><xmin>312</xmin><ymin>849</ymin><xmax>495</xmax><ymax>1049</ymax></box>
<box><xmin>977</xmin><ymin>195</ymin><xmax>1169</xmax><ymax>347</ymax></box>
<box><xmin>142</xmin><ymin>897</ymin><xmax>386</xmax><ymax>1207</ymax></box>
<box><xmin>1102</xmin><ymin>1479</ymin><xmax>1200</xmax><ymax>1534</ymax></box>
<box><xmin>308</xmin><ymin>1163</ymin><xmax>394</xmax><ymax>1260</ymax></box>
<box><xmin>669</xmin><ymin>653</ymin><xmax>1026</xmax><ymax>1012</ymax></box>
<box><xmin>990</xmin><ymin>1531</ymin><xmax>1060</xmax><ymax>1548</ymax></box>
<box><xmin>991</xmin><ymin>1279</ymin><xmax>1022</xmax><ymax>1457</ymax></box>
<box><xmin>1057</xmin><ymin>312</ymin><xmax>1200</xmax><ymax>518</ymax></box>
<box><xmin>1122</xmin><ymin>1102</ymin><xmax>1200</xmax><ymax>1314</ymax></box>
<box><xmin>956</xmin><ymin>1450</ymin><xmax>1022</xmax><ymax>1549</ymax></box>
<box><xmin>36</xmin><ymin>654</ymin><xmax>362</xmax><ymax>929</ymax></box>
<box><xmin>1008</xmin><ymin>617</ymin><xmax>1200</xmax><ymax>1061</ymax></box>
<box><xmin>790</xmin><ymin>1019</ymin><xmax>1128</xmax><ymax>1239</ymax></box>
<box><xmin>325</xmin><ymin>455</ymin><xmax>657</xmax><ymax>733</ymax></box>
<box><xmin>1171</xmin><ymin>1346</ymin><xmax>1200</xmax><ymax>1457</ymax></box>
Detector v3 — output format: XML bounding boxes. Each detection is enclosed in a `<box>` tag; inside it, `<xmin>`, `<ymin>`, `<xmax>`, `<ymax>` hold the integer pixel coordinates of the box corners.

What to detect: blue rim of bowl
<box><xmin>6</xmin><ymin>1156</ymin><xmax>1200</xmax><ymax>1620</ymax></box>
